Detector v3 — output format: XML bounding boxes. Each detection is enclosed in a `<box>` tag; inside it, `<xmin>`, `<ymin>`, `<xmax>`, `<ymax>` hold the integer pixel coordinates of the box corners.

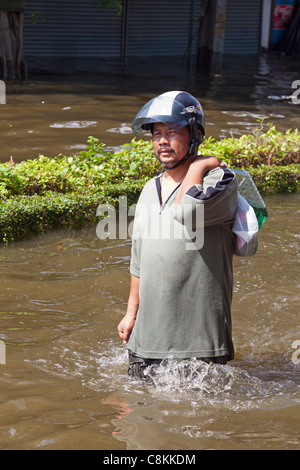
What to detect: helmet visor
<box><xmin>132</xmin><ymin>95</ymin><xmax>202</xmax><ymax>136</ymax></box>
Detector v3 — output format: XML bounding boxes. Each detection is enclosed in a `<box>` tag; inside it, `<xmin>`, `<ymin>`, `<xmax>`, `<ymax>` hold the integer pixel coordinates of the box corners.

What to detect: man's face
<box><xmin>152</xmin><ymin>123</ymin><xmax>190</xmax><ymax>169</ymax></box>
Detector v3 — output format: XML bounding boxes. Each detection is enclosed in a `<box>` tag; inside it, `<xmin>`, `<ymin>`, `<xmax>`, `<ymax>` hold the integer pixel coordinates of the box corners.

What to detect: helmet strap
<box><xmin>165</xmin><ymin>117</ymin><xmax>201</xmax><ymax>170</ymax></box>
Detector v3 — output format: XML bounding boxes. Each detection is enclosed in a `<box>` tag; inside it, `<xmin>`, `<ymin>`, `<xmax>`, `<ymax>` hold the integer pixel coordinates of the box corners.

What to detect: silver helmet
<box><xmin>131</xmin><ymin>91</ymin><xmax>205</xmax><ymax>168</ymax></box>
<box><xmin>132</xmin><ymin>90</ymin><xmax>205</xmax><ymax>138</ymax></box>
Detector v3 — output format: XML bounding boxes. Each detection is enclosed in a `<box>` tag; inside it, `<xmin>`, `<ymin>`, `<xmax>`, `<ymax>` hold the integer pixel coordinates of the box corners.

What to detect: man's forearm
<box><xmin>175</xmin><ymin>156</ymin><xmax>220</xmax><ymax>205</ymax></box>
<box><xmin>117</xmin><ymin>275</ymin><xmax>139</xmax><ymax>344</ymax></box>
<box><xmin>127</xmin><ymin>274</ymin><xmax>139</xmax><ymax>316</ymax></box>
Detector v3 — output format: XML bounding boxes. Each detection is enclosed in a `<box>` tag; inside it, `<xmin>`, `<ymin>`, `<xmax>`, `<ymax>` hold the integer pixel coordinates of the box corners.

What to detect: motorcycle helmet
<box><xmin>131</xmin><ymin>91</ymin><xmax>205</xmax><ymax>168</ymax></box>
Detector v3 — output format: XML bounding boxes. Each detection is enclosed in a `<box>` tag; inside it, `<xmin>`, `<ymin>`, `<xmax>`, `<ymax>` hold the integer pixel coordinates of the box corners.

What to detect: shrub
<box><xmin>0</xmin><ymin>127</ymin><xmax>299</xmax><ymax>242</ymax></box>
<box><xmin>248</xmin><ymin>164</ymin><xmax>300</xmax><ymax>194</ymax></box>
<box><xmin>200</xmin><ymin>125</ymin><xmax>299</xmax><ymax>167</ymax></box>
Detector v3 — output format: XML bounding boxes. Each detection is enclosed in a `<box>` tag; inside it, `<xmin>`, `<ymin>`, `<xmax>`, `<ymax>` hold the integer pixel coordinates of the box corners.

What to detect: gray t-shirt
<box><xmin>127</xmin><ymin>167</ymin><xmax>238</xmax><ymax>360</ymax></box>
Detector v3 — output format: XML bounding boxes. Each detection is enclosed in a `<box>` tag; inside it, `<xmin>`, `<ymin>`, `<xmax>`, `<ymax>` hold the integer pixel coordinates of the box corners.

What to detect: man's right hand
<box><xmin>117</xmin><ymin>314</ymin><xmax>136</xmax><ymax>345</ymax></box>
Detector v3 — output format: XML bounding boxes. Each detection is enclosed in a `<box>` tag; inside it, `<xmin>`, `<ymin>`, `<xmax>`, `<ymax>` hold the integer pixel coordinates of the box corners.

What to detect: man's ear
<box><xmin>198</xmin><ymin>128</ymin><xmax>204</xmax><ymax>145</ymax></box>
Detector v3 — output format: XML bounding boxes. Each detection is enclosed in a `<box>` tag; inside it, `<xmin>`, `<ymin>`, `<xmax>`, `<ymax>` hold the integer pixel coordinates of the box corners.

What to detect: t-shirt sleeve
<box><xmin>130</xmin><ymin>238</ymin><xmax>140</xmax><ymax>277</ymax></box>
<box><xmin>129</xmin><ymin>200</ymin><xmax>142</xmax><ymax>278</ymax></box>
<box><xmin>174</xmin><ymin>167</ymin><xmax>238</xmax><ymax>228</ymax></box>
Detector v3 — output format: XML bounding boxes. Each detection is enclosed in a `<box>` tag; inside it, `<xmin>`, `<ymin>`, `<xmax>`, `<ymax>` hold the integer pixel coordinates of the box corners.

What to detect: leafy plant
<box><xmin>0</xmin><ymin>126</ymin><xmax>299</xmax><ymax>243</ymax></box>
<box><xmin>200</xmin><ymin>125</ymin><xmax>300</xmax><ymax>168</ymax></box>
<box><xmin>97</xmin><ymin>0</ymin><xmax>122</xmax><ymax>16</ymax></box>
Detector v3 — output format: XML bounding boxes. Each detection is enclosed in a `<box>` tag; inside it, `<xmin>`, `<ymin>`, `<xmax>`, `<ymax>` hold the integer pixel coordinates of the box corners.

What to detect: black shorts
<box><xmin>127</xmin><ymin>350</ymin><xmax>228</xmax><ymax>380</ymax></box>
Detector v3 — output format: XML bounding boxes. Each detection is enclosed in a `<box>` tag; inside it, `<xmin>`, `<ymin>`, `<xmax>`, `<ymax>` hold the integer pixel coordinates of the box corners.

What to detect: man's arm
<box><xmin>175</xmin><ymin>164</ymin><xmax>238</xmax><ymax>228</ymax></box>
<box><xmin>117</xmin><ymin>274</ymin><xmax>139</xmax><ymax>345</ymax></box>
<box><xmin>175</xmin><ymin>156</ymin><xmax>220</xmax><ymax>206</ymax></box>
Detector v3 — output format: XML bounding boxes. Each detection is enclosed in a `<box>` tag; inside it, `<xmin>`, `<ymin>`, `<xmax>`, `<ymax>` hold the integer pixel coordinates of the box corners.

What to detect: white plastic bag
<box><xmin>233</xmin><ymin>193</ymin><xmax>259</xmax><ymax>256</ymax></box>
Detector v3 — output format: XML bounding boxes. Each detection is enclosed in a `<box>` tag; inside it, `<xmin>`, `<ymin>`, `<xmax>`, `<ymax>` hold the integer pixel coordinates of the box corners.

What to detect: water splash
<box><xmin>144</xmin><ymin>359</ymin><xmax>235</xmax><ymax>394</ymax></box>
<box><xmin>140</xmin><ymin>357</ymin><xmax>300</xmax><ymax>411</ymax></box>
<box><xmin>27</xmin><ymin>336</ymin><xmax>300</xmax><ymax>412</ymax></box>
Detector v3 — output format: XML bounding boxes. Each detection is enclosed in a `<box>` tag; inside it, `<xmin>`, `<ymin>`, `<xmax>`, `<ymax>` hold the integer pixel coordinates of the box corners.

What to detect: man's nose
<box><xmin>158</xmin><ymin>134</ymin><xmax>169</xmax><ymax>145</ymax></box>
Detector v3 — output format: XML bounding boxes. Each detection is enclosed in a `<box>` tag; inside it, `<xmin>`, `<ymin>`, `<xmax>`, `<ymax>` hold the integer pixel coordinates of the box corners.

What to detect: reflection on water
<box><xmin>1</xmin><ymin>52</ymin><xmax>300</xmax><ymax>163</ymax></box>
<box><xmin>0</xmin><ymin>193</ymin><xmax>299</xmax><ymax>450</ymax></box>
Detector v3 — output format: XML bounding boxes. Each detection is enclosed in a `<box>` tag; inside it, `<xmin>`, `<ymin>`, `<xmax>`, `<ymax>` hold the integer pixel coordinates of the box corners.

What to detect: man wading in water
<box><xmin>117</xmin><ymin>91</ymin><xmax>238</xmax><ymax>379</ymax></box>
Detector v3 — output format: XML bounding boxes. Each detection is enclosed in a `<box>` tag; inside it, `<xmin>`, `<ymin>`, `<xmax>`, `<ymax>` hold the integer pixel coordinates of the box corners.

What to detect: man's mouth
<box><xmin>159</xmin><ymin>148</ymin><xmax>174</xmax><ymax>156</ymax></box>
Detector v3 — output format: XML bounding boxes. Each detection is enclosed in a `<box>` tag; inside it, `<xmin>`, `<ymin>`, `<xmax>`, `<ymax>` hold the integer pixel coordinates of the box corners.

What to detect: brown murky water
<box><xmin>1</xmin><ymin>52</ymin><xmax>300</xmax><ymax>163</ymax></box>
<box><xmin>0</xmin><ymin>52</ymin><xmax>299</xmax><ymax>450</ymax></box>
<box><xmin>0</xmin><ymin>193</ymin><xmax>299</xmax><ymax>450</ymax></box>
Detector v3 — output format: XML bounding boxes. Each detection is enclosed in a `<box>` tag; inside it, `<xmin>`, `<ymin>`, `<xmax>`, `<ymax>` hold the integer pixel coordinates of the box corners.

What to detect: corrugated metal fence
<box><xmin>23</xmin><ymin>0</ymin><xmax>122</xmax><ymax>58</ymax></box>
<box><xmin>23</xmin><ymin>0</ymin><xmax>201</xmax><ymax>62</ymax></box>
<box><xmin>224</xmin><ymin>0</ymin><xmax>262</xmax><ymax>54</ymax></box>
<box><xmin>22</xmin><ymin>0</ymin><xmax>263</xmax><ymax>70</ymax></box>
<box><xmin>126</xmin><ymin>0</ymin><xmax>201</xmax><ymax>57</ymax></box>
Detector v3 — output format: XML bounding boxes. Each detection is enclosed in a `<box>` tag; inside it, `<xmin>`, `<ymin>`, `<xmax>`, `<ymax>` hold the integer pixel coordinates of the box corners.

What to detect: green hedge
<box><xmin>0</xmin><ymin>182</ymin><xmax>144</xmax><ymax>243</ymax></box>
<box><xmin>0</xmin><ymin>126</ymin><xmax>299</xmax><ymax>243</ymax></box>
<box><xmin>0</xmin><ymin>192</ymin><xmax>100</xmax><ymax>243</ymax></box>
<box><xmin>247</xmin><ymin>164</ymin><xmax>299</xmax><ymax>194</ymax></box>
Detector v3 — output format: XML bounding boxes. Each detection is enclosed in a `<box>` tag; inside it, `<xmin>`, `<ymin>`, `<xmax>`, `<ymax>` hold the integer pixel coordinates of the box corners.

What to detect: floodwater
<box><xmin>0</xmin><ymin>193</ymin><xmax>299</xmax><ymax>450</ymax></box>
<box><xmin>1</xmin><ymin>52</ymin><xmax>300</xmax><ymax>163</ymax></box>
<box><xmin>0</xmin><ymin>52</ymin><xmax>300</xmax><ymax>450</ymax></box>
